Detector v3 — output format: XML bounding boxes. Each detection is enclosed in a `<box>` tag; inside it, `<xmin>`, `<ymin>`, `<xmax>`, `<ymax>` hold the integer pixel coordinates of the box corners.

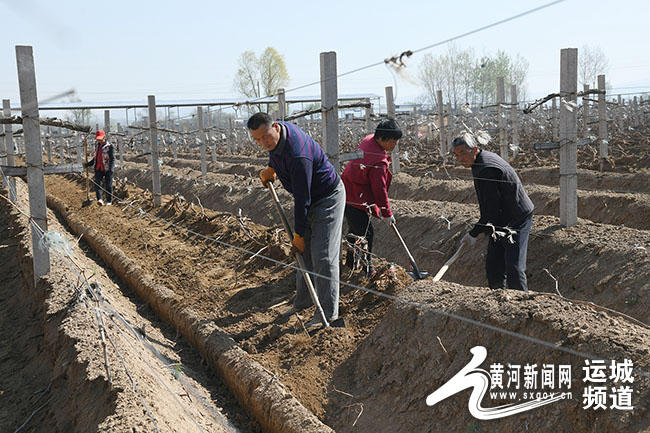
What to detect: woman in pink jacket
<box><xmin>341</xmin><ymin>118</ymin><xmax>402</xmax><ymax>276</ymax></box>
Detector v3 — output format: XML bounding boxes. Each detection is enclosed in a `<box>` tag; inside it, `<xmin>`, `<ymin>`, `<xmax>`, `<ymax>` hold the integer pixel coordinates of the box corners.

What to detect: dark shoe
<box><xmin>304</xmin><ymin>318</ymin><xmax>326</xmax><ymax>328</ymax></box>
<box><xmin>281</xmin><ymin>305</ymin><xmax>305</xmax><ymax>318</ymax></box>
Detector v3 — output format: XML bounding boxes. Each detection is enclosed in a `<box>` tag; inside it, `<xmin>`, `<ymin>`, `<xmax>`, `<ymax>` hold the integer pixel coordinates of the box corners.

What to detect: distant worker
<box><xmin>85</xmin><ymin>129</ymin><xmax>115</xmax><ymax>205</ymax></box>
<box><xmin>341</xmin><ymin>118</ymin><xmax>402</xmax><ymax>277</ymax></box>
<box><xmin>248</xmin><ymin>112</ymin><xmax>346</xmax><ymax>327</ymax></box>
<box><xmin>452</xmin><ymin>132</ymin><xmax>534</xmax><ymax>291</ymax></box>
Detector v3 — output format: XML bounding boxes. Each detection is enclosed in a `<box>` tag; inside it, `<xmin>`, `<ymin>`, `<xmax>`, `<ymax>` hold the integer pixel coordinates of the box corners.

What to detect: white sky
<box><xmin>1</xmin><ymin>0</ymin><xmax>649</xmax><ymax>120</ymax></box>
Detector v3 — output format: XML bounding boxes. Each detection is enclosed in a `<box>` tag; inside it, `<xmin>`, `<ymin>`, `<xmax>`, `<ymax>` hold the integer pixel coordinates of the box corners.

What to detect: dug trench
<box><xmin>0</xmin><ymin>179</ymin><xmax>252</xmax><ymax>432</ymax></box>
<box><xmin>44</xmin><ymin>173</ymin><xmax>411</xmax><ymax>432</ymax></box>
<box><xmin>122</xmin><ymin>155</ymin><xmax>650</xmax><ymax>230</ymax></box>
<box><xmin>114</xmin><ymin>160</ymin><xmax>649</xmax><ymax>323</ymax></box>
<box><xmin>41</xmin><ymin>170</ymin><xmax>650</xmax><ymax>432</ymax></box>
<box><xmin>125</xmin><ymin>152</ymin><xmax>650</xmax><ymax>195</ymax></box>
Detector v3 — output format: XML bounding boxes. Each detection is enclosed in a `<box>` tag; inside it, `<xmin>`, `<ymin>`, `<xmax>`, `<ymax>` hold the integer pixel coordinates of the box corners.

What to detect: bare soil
<box><xmin>32</xmin><ymin>161</ymin><xmax>650</xmax><ymax>432</ymax></box>
<box><xmin>43</xmin><ymin>174</ymin><xmax>412</xmax><ymax>424</ymax></box>
<box><xmin>0</xmin><ymin>179</ymin><xmax>253</xmax><ymax>433</ymax></box>
<box><xmin>115</xmin><ymin>160</ymin><xmax>650</xmax><ymax>324</ymax></box>
<box><xmin>4</xmin><ymin>121</ymin><xmax>649</xmax><ymax>432</ymax></box>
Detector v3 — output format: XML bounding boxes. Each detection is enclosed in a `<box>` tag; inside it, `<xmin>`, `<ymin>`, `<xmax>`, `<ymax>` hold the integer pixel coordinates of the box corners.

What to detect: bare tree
<box><xmin>418</xmin><ymin>52</ymin><xmax>445</xmax><ymax>109</ymax></box>
<box><xmin>64</xmin><ymin>96</ymin><xmax>93</xmax><ymax>125</ymax></box>
<box><xmin>419</xmin><ymin>46</ymin><xmax>528</xmax><ymax>107</ymax></box>
<box><xmin>259</xmin><ymin>47</ymin><xmax>290</xmax><ymax>97</ymax></box>
<box><xmin>233</xmin><ymin>51</ymin><xmax>260</xmax><ymax>99</ymax></box>
<box><xmin>233</xmin><ymin>47</ymin><xmax>290</xmax><ymax>114</ymax></box>
<box><xmin>579</xmin><ymin>45</ymin><xmax>609</xmax><ymax>88</ymax></box>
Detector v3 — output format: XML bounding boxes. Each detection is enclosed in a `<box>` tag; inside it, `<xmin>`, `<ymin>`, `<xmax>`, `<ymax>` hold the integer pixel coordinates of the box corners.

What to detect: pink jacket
<box><xmin>342</xmin><ymin>134</ymin><xmax>392</xmax><ymax>218</ymax></box>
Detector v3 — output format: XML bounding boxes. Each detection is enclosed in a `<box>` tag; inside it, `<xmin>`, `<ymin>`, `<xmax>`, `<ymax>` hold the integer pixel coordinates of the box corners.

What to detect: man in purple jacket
<box><xmin>248</xmin><ymin>112</ymin><xmax>346</xmax><ymax>326</ymax></box>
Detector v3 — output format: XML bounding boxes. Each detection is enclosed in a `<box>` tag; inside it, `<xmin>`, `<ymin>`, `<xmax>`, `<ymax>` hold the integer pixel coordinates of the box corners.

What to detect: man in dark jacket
<box><xmin>85</xmin><ymin>130</ymin><xmax>115</xmax><ymax>205</ymax></box>
<box><xmin>452</xmin><ymin>133</ymin><xmax>534</xmax><ymax>291</ymax></box>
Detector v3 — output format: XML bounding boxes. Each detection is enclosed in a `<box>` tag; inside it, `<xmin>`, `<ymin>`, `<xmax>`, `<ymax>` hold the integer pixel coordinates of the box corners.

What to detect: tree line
<box><xmin>64</xmin><ymin>45</ymin><xmax>610</xmax><ymax>124</ymax></box>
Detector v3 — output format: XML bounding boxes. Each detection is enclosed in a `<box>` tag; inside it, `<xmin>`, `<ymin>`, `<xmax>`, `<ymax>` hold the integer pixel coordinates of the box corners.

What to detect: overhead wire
<box><xmin>138</xmin><ymin>0</ymin><xmax>567</xmax><ymax>121</ymax></box>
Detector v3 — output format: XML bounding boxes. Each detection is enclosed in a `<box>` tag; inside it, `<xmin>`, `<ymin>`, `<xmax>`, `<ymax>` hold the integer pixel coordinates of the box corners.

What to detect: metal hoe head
<box><xmin>407</xmin><ymin>270</ymin><xmax>431</xmax><ymax>280</ymax></box>
<box><xmin>407</xmin><ymin>263</ymin><xmax>431</xmax><ymax>280</ymax></box>
<box><xmin>307</xmin><ymin>317</ymin><xmax>347</xmax><ymax>336</ymax></box>
<box><xmin>391</xmin><ymin>223</ymin><xmax>430</xmax><ymax>280</ymax></box>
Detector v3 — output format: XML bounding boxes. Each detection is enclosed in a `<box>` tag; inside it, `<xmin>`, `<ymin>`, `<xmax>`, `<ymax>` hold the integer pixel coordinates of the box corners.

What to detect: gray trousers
<box><xmin>293</xmin><ymin>180</ymin><xmax>346</xmax><ymax>321</ymax></box>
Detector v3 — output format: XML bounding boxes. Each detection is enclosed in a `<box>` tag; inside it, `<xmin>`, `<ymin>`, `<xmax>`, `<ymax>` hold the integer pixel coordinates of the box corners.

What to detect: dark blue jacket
<box><xmin>268</xmin><ymin>122</ymin><xmax>339</xmax><ymax>236</ymax></box>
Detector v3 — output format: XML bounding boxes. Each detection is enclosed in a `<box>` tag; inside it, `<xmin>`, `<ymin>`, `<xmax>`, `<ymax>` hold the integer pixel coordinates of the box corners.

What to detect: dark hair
<box><xmin>452</xmin><ymin>132</ymin><xmax>477</xmax><ymax>149</ymax></box>
<box><xmin>247</xmin><ymin>112</ymin><xmax>274</xmax><ymax>130</ymax></box>
<box><xmin>374</xmin><ymin>118</ymin><xmax>402</xmax><ymax>141</ymax></box>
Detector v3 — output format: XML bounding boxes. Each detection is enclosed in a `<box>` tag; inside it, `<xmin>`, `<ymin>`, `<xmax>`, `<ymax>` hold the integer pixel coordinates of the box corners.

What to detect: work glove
<box><xmin>382</xmin><ymin>215</ymin><xmax>396</xmax><ymax>227</ymax></box>
<box><xmin>259</xmin><ymin>166</ymin><xmax>276</xmax><ymax>187</ymax></box>
<box><xmin>461</xmin><ymin>232</ymin><xmax>478</xmax><ymax>247</ymax></box>
<box><xmin>291</xmin><ymin>233</ymin><xmax>305</xmax><ymax>254</ymax></box>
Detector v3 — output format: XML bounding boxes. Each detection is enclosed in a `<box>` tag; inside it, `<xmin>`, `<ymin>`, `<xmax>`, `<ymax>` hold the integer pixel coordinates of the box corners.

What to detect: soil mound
<box><xmin>326</xmin><ymin>280</ymin><xmax>650</xmax><ymax>433</ymax></box>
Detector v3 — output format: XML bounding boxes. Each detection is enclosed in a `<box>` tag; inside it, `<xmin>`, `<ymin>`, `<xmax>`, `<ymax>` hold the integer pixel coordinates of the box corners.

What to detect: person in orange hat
<box><xmin>85</xmin><ymin>130</ymin><xmax>115</xmax><ymax>205</ymax></box>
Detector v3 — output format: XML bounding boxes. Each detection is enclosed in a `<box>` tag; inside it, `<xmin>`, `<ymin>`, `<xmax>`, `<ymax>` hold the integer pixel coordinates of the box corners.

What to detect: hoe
<box><xmin>266</xmin><ymin>181</ymin><xmax>346</xmax><ymax>333</ymax></box>
<box><xmin>390</xmin><ymin>222</ymin><xmax>430</xmax><ymax>280</ymax></box>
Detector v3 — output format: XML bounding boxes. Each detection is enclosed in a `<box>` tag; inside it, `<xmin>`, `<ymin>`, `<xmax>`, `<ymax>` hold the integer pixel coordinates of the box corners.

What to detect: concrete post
<box><xmin>320</xmin><ymin>51</ymin><xmax>340</xmax><ymax>172</ymax></box>
<box><xmin>1</xmin><ymin>100</ymin><xmax>13</xmax><ymax>195</ymax></box>
<box><xmin>552</xmin><ymin>97</ymin><xmax>559</xmax><ymax>142</ymax></box>
<box><xmin>364</xmin><ymin>98</ymin><xmax>372</xmax><ymax>133</ymax></box>
<box><xmin>148</xmin><ymin>95</ymin><xmax>161</xmax><ymax>207</ymax></box>
<box><xmin>57</xmin><ymin>127</ymin><xmax>64</xmax><ymax>163</ymax></box>
<box><xmin>633</xmin><ymin>96</ymin><xmax>639</xmax><ymax>127</ymax></box>
<box><xmin>104</xmin><ymin>109</ymin><xmax>110</xmax><ymax>140</ymax></box>
<box><xmin>497</xmin><ymin>76</ymin><xmax>507</xmax><ymax>160</ymax></box>
<box><xmin>446</xmin><ymin>102</ymin><xmax>453</xmax><ymax>155</ymax></box>
<box><xmin>617</xmin><ymin>95</ymin><xmax>623</xmax><ymax>129</ymax></box>
<box><xmin>198</xmin><ymin>107</ymin><xmax>207</xmax><ymax>175</ymax></box>
<box><xmin>75</xmin><ymin>134</ymin><xmax>82</xmax><ymax>165</ymax></box>
<box><xmin>0</xmin><ymin>112</ymin><xmax>6</xmax><ymax>170</ymax></box>
<box><xmin>640</xmin><ymin>96</ymin><xmax>644</xmax><ymax>125</ymax></box>
<box><xmin>597</xmin><ymin>74</ymin><xmax>608</xmax><ymax>166</ymax></box>
<box><xmin>210</xmin><ymin>132</ymin><xmax>216</xmax><ymax>163</ymax></box>
<box><xmin>16</xmin><ymin>45</ymin><xmax>50</xmax><ymax>284</ymax></box>
<box><xmin>582</xmin><ymin>84</ymin><xmax>590</xmax><ymax>138</ymax></box>
<box><xmin>559</xmin><ymin>48</ymin><xmax>578</xmax><ymax>228</ymax></box>
<box><xmin>511</xmin><ymin>84</ymin><xmax>519</xmax><ymax>158</ymax></box>
<box><xmin>117</xmin><ymin>122</ymin><xmax>123</xmax><ymax>165</ymax></box>
<box><xmin>277</xmin><ymin>88</ymin><xmax>286</xmax><ymax>120</ymax></box>
<box><xmin>413</xmin><ymin>105</ymin><xmax>419</xmax><ymax>148</ymax></box>
<box><xmin>436</xmin><ymin>90</ymin><xmax>445</xmax><ymax>158</ymax></box>
<box><xmin>385</xmin><ymin>86</ymin><xmax>399</xmax><ymax>173</ymax></box>
<box><xmin>46</xmin><ymin>135</ymin><xmax>52</xmax><ymax>163</ymax></box>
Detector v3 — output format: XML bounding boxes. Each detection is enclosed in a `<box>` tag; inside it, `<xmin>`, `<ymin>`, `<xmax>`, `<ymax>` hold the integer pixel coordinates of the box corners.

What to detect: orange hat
<box><xmin>96</xmin><ymin>130</ymin><xmax>106</xmax><ymax>140</ymax></box>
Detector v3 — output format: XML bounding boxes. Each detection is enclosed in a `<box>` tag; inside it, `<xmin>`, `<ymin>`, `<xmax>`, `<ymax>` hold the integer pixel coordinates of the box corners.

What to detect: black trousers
<box><xmin>486</xmin><ymin>214</ymin><xmax>533</xmax><ymax>291</ymax></box>
<box><xmin>94</xmin><ymin>170</ymin><xmax>113</xmax><ymax>202</ymax></box>
<box><xmin>344</xmin><ymin>205</ymin><xmax>374</xmax><ymax>272</ymax></box>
